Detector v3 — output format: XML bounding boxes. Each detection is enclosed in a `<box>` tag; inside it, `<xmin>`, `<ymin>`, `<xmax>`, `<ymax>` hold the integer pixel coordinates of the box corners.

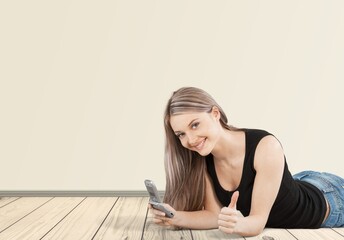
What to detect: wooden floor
<box><xmin>0</xmin><ymin>197</ymin><xmax>343</xmax><ymax>240</ymax></box>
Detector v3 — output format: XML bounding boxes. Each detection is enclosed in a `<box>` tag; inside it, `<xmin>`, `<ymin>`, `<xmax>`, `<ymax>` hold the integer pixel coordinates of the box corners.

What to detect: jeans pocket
<box><xmin>293</xmin><ymin>170</ymin><xmax>316</xmax><ymax>181</ymax></box>
<box><xmin>293</xmin><ymin>171</ymin><xmax>335</xmax><ymax>193</ymax></box>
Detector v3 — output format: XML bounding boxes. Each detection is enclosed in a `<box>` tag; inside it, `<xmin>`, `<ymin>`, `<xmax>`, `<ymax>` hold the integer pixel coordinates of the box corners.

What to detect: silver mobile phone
<box><xmin>144</xmin><ymin>179</ymin><xmax>174</xmax><ymax>218</ymax></box>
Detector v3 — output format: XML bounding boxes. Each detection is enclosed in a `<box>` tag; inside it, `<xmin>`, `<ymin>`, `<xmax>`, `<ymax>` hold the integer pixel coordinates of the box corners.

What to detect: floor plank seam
<box><xmin>39</xmin><ymin>197</ymin><xmax>86</xmax><ymax>240</ymax></box>
<box><xmin>0</xmin><ymin>197</ymin><xmax>54</xmax><ymax>234</ymax></box>
<box><xmin>286</xmin><ymin>229</ymin><xmax>299</xmax><ymax>240</ymax></box>
<box><xmin>189</xmin><ymin>229</ymin><xmax>195</xmax><ymax>240</ymax></box>
<box><xmin>91</xmin><ymin>197</ymin><xmax>119</xmax><ymax>240</ymax></box>
<box><xmin>332</xmin><ymin>228</ymin><xmax>344</xmax><ymax>238</ymax></box>
<box><xmin>0</xmin><ymin>197</ymin><xmax>21</xmax><ymax>208</ymax></box>
<box><xmin>140</xmin><ymin>201</ymin><xmax>150</xmax><ymax>240</ymax></box>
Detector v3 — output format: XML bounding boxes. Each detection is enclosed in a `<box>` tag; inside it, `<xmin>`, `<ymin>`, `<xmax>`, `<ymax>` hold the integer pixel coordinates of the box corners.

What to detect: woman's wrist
<box><xmin>170</xmin><ymin>210</ymin><xmax>182</xmax><ymax>228</ymax></box>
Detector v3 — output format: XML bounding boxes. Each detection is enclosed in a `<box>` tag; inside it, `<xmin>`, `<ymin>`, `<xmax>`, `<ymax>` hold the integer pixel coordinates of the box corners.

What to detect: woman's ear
<box><xmin>211</xmin><ymin>106</ymin><xmax>221</xmax><ymax>120</ymax></box>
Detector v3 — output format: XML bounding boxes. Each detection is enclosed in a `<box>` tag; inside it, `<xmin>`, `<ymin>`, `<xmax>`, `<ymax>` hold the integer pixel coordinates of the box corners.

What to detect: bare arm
<box><xmin>218</xmin><ymin>135</ymin><xmax>285</xmax><ymax>236</ymax></box>
<box><xmin>151</xmin><ymin>173</ymin><xmax>221</xmax><ymax>229</ymax></box>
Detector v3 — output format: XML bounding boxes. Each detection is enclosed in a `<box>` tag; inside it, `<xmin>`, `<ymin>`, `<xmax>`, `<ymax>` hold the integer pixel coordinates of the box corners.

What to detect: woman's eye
<box><xmin>177</xmin><ymin>133</ymin><xmax>185</xmax><ymax>138</ymax></box>
<box><xmin>191</xmin><ymin>122</ymin><xmax>199</xmax><ymax>129</ymax></box>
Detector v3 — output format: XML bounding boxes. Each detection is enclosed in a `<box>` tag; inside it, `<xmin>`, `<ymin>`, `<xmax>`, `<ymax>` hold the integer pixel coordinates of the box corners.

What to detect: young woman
<box><xmin>150</xmin><ymin>86</ymin><xmax>344</xmax><ymax>237</ymax></box>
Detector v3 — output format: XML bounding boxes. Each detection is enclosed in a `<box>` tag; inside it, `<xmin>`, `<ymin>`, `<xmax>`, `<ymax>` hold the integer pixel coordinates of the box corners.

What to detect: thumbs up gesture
<box><xmin>218</xmin><ymin>191</ymin><xmax>240</xmax><ymax>234</ymax></box>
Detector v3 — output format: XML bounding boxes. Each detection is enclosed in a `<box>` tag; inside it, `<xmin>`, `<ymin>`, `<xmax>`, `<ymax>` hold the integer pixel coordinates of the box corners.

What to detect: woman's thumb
<box><xmin>228</xmin><ymin>191</ymin><xmax>239</xmax><ymax>209</ymax></box>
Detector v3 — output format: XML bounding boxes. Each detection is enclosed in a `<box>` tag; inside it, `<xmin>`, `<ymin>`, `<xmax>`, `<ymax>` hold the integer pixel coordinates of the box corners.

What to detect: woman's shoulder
<box><xmin>242</xmin><ymin>128</ymin><xmax>283</xmax><ymax>152</ymax></box>
<box><xmin>252</xmin><ymin>131</ymin><xmax>285</xmax><ymax>170</ymax></box>
<box><xmin>241</xmin><ymin>128</ymin><xmax>273</xmax><ymax>139</ymax></box>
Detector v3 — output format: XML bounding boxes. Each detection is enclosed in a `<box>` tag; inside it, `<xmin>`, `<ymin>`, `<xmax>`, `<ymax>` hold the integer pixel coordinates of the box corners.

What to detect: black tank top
<box><xmin>206</xmin><ymin>128</ymin><xmax>326</xmax><ymax>228</ymax></box>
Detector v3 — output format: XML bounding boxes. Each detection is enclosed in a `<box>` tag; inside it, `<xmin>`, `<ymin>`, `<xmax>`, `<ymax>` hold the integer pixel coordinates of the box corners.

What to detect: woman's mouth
<box><xmin>193</xmin><ymin>138</ymin><xmax>206</xmax><ymax>151</ymax></box>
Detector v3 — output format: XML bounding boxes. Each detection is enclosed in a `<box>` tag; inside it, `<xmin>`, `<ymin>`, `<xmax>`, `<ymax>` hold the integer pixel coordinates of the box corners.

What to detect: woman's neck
<box><xmin>211</xmin><ymin>129</ymin><xmax>245</xmax><ymax>164</ymax></box>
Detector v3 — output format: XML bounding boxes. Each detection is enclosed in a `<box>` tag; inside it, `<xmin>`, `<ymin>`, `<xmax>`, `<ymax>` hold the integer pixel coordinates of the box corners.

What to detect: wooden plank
<box><xmin>0</xmin><ymin>197</ymin><xmax>20</xmax><ymax>208</ymax></box>
<box><xmin>142</xmin><ymin>219</ymin><xmax>193</xmax><ymax>240</ymax></box>
<box><xmin>0</xmin><ymin>197</ymin><xmax>84</xmax><ymax>240</ymax></box>
<box><xmin>288</xmin><ymin>228</ymin><xmax>344</xmax><ymax>240</ymax></box>
<box><xmin>142</xmin><ymin>210</ymin><xmax>192</xmax><ymax>240</ymax></box>
<box><xmin>245</xmin><ymin>228</ymin><xmax>297</xmax><ymax>240</ymax></box>
<box><xmin>333</xmin><ymin>228</ymin><xmax>344</xmax><ymax>237</ymax></box>
<box><xmin>41</xmin><ymin>197</ymin><xmax>117</xmax><ymax>240</ymax></box>
<box><xmin>93</xmin><ymin>197</ymin><xmax>148</xmax><ymax>240</ymax></box>
<box><xmin>0</xmin><ymin>197</ymin><xmax>52</xmax><ymax>233</ymax></box>
<box><xmin>192</xmin><ymin>229</ymin><xmax>244</xmax><ymax>240</ymax></box>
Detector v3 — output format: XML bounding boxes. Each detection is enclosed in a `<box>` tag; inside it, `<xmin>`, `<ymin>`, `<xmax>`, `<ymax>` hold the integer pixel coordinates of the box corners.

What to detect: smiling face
<box><xmin>169</xmin><ymin>107</ymin><xmax>222</xmax><ymax>156</ymax></box>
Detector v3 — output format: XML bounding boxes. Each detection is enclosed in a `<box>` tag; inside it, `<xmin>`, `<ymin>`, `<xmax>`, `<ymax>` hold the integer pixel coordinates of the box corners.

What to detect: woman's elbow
<box><xmin>239</xmin><ymin>218</ymin><xmax>266</xmax><ymax>237</ymax></box>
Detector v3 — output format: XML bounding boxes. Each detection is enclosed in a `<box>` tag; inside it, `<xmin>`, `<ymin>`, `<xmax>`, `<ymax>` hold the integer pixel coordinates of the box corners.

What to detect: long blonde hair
<box><xmin>163</xmin><ymin>87</ymin><xmax>236</xmax><ymax>211</ymax></box>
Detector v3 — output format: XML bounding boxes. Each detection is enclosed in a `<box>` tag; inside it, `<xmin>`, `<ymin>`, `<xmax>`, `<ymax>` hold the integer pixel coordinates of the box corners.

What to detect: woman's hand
<box><xmin>218</xmin><ymin>191</ymin><xmax>242</xmax><ymax>234</ymax></box>
<box><xmin>149</xmin><ymin>203</ymin><xmax>177</xmax><ymax>227</ymax></box>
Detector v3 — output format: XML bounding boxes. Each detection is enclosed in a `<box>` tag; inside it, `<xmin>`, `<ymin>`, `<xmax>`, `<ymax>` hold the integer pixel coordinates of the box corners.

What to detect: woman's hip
<box><xmin>293</xmin><ymin>170</ymin><xmax>344</xmax><ymax>227</ymax></box>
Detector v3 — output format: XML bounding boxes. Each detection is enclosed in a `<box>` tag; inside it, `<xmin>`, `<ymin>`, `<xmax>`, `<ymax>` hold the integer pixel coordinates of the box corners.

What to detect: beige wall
<box><xmin>1</xmin><ymin>0</ymin><xmax>343</xmax><ymax>191</ymax></box>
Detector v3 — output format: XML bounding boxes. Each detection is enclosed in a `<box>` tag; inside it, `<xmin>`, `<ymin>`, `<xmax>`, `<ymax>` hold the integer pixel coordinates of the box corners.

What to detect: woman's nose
<box><xmin>187</xmin><ymin>133</ymin><xmax>197</xmax><ymax>145</ymax></box>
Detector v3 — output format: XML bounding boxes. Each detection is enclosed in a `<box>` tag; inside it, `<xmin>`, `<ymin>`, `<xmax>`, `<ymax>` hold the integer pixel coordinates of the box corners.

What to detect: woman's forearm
<box><xmin>172</xmin><ymin>210</ymin><xmax>219</xmax><ymax>230</ymax></box>
<box><xmin>228</xmin><ymin>214</ymin><xmax>266</xmax><ymax>237</ymax></box>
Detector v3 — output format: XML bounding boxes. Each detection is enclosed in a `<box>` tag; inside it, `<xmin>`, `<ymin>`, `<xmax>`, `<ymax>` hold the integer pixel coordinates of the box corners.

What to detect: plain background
<box><xmin>1</xmin><ymin>0</ymin><xmax>343</xmax><ymax>191</ymax></box>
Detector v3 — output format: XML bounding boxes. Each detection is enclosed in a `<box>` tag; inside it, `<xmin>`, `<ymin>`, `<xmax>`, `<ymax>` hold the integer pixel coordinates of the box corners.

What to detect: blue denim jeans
<box><xmin>293</xmin><ymin>171</ymin><xmax>344</xmax><ymax>227</ymax></box>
